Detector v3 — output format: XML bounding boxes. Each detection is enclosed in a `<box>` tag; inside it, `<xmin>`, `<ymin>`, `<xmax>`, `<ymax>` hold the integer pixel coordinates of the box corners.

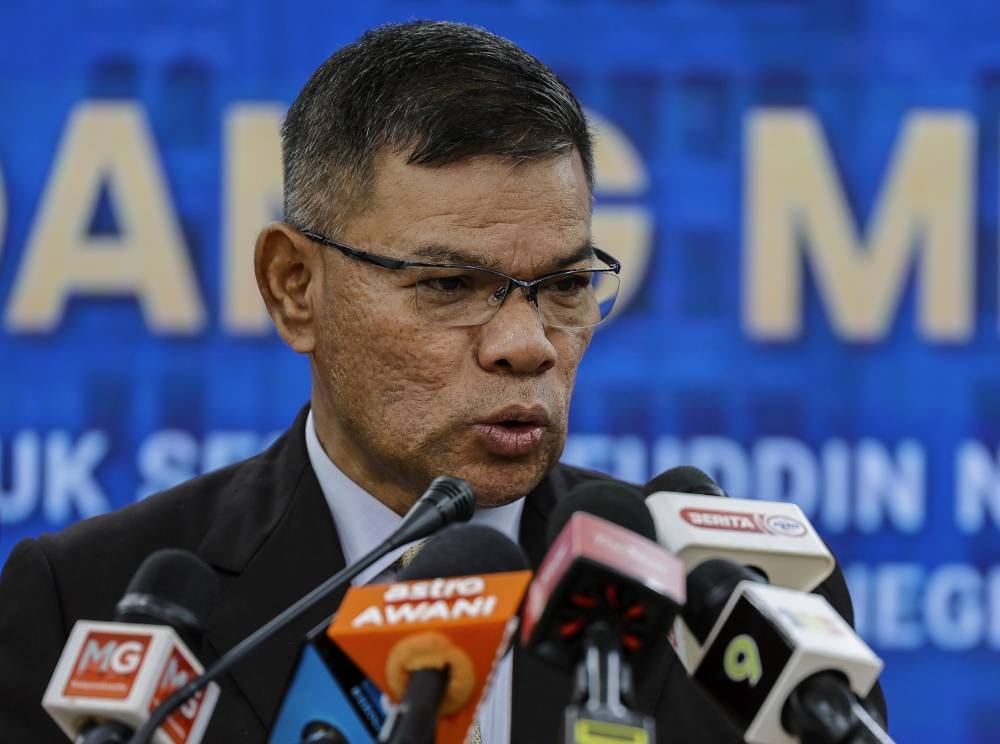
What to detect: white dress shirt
<box><xmin>305</xmin><ymin>410</ymin><xmax>524</xmax><ymax>744</ymax></box>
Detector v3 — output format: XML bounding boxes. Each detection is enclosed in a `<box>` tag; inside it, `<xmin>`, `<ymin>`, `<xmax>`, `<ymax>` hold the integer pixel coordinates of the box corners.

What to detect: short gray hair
<box><xmin>281</xmin><ymin>20</ymin><xmax>594</xmax><ymax>236</ymax></box>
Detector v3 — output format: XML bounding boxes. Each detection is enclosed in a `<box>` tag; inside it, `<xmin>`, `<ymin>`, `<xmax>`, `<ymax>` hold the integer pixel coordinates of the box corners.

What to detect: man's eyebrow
<box><xmin>407</xmin><ymin>241</ymin><xmax>597</xmax><ymax>270</ymax></box>
<box><xmin>552</xmin><ymin>242</ymin><xmax>598</xmax><ymax>268</ymax></box>
<box><xmin>408</xmin><ymin>244</ymin><xmax>486</xmax><ymax>265</ymax></box>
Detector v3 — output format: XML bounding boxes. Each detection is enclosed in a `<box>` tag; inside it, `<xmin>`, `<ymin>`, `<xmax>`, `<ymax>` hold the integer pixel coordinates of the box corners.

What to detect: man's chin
<box><xmin>456</xmin><ymin>459</ymin><xmax>552</xmax><ymax>509</ymax></box>
<box><xmin>473</xmin><ymin>491</ymin><xmax>531</xmax><ymax>509</ymax></box>
<box><xmin>414</xmin><ymin>432</ymin><xmax>564</xmax><ymax>508</ymax></box>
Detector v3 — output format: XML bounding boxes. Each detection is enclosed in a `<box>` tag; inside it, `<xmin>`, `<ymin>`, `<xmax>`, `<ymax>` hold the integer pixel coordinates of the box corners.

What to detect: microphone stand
<box><xmin>562</xmin><ymin>622</ymin><xmax>656</xmax><ymax>744</ymax></box>
<box><xmin>131</xmin><ymin>541</ymin><xmax>390</xmax><ymax>744</ymax></box>
<box><xmin>130</xmin><ymin>476</ymin><xmax>475</xmax><ymax>744</ymax></box>
<box><xmin>379</xmin><ymin>668</ymin><xmax>446</xmax><ymax>744</ymax></box>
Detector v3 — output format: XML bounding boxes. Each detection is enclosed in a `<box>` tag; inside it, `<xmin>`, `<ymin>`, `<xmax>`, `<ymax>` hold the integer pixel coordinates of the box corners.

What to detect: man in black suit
<box><xmin>0</xmin><ymin>20</ymin><xmax>884</xmax><ymax>743</ymax></box>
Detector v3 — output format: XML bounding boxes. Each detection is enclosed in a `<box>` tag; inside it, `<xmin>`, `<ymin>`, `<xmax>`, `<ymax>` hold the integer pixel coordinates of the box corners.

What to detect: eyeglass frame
<box><xmin>292</xmin><ymin>225</ymin><xmax>622</xmax><ymax>326</ymax></box>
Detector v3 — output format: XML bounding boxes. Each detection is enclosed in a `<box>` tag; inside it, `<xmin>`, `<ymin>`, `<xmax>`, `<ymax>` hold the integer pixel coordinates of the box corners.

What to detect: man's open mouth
<box><xmin>474</xmin><ymin>406</ymin><xmax>550</xmax><ymax>456</ymax></box>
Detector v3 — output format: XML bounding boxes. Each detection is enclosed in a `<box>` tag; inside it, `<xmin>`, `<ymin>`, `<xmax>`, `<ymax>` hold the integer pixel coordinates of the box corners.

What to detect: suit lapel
<box><xmin>198</xmin><ymin>406</ymin><xmax>349</xmax><ymax>731</ymax></box>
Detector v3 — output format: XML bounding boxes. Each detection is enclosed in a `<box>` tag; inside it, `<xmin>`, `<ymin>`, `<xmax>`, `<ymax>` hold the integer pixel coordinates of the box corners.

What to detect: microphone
<box><xmin>521</xmin><ymin>481</ymin><xmax>687</xmax><ymax>744</ymax></box>
<box><xmin>130</xmin><ymin>476</ymin><xmax>475</xmax><ymax>744</ymax></box>
<box><xmin>327</xmin><ymin>523</ymin><xmax>532</xmax><ymax>744</ymax></box>
<box><xmin>300</xmin><ymin>720</ymin><xmax>349</xmax><ymax>743</ymax></box>
<box><xmin>42</xmin><ymin>549</ymin><xmax>221</xmax><ymax>744</ymax></box>
<box><xmin>389</xmin><ymin>476</ymin><xmax>479</xmax><ymax>552</ymax></box>
<box><xmin>647</xmin><ymin>464</ymin><xmax>729</xmax><ymax>498</ymax></box>
<box><xmin>644</xmin><ymin>466</ymin><xmax>835</xmax><ymax>667</ymax></box>
<box><xmin>644</xmin><ymin>466</ymin><xmax>834</xmax><ymax>590</ymax></box>
<box><xmin>684</xmin><ymin>558</ymin><xmax>891</xmax><ymax>744</ymax></box>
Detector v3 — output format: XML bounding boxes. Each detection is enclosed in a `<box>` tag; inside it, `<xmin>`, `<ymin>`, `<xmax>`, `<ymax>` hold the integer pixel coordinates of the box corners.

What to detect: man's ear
<box><xmin>254</xmin><ymin>222</ymin><xmax>321</xmax><ymax>353</ymax></box>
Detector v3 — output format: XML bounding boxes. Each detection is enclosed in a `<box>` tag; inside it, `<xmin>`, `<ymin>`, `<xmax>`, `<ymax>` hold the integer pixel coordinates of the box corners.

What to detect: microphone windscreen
<box><xmin>423</xmin><ymin>475</ymin><xmax>477</xmax><ymax>524</ymax></box>
<box><xmin>115</xmin><ymin>548</ymin><xmax>219</xmax><ymax>633</ymax></box>
<box><xmin>546</xmin><ymin>481</ymin><xmax>655</xmax><ymax>546</ymax></box>
<box><xmin>683</xmin><ymin>558</ymin><xmax>767</xmax><ymax>643</ymax></box>
<box><xmin>643</xmin><ymin>465</ymin><xmax>727</xmax><ymax>498</ymax></box>
<box><xmin>399</xmin><ymin>524</ymin><xmax>529</xmax><ymax>580</ymax></box>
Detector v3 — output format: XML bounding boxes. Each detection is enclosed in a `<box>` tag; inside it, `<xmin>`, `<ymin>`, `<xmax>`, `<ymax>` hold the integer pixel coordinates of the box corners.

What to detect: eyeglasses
<box><xmin>295</xmin><ymin>226</ymin><xmax>622</xmax><ymax>329</ymax></box>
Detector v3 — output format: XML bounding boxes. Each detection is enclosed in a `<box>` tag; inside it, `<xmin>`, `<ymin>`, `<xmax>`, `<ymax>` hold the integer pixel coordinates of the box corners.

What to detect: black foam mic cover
<box><xmin>114</xmin><ymin>548</ymin><xmax>219</xmax><ymax>645</ymax></box>
<box><xmin>400</xmin><ymin>523</ymin><xmax>529</xmax><ymax>580</ymax></box>
<box><xmin>643</xmin><ymin>465</ymin><xmax>727</xmax><ymax>498</ymax></box>
<box><xmin>546</xmin><ymin>481</ymin><xmax>655</xmax><ymax>546</ymax></box>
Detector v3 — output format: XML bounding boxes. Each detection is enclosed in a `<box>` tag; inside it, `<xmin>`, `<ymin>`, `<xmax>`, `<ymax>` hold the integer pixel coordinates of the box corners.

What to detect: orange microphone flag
<box><xmin>327</xmin><ymin>570</ymin><xmax>532</xmax><ymax>744</ymax></box>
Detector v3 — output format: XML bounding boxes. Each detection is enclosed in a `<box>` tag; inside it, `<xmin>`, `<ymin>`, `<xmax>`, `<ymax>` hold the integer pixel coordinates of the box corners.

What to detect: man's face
<box><xmin>309</xmin><ymin>151</ymin><xmax>594</xmax><ymax>511</ymax></box>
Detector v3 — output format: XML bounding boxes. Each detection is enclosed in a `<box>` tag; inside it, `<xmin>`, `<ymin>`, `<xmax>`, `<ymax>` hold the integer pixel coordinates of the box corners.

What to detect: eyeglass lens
<box><xmin>414</xmin><ymin>267</ymin><xmax>620</xmax><ymax>328</ymax></box>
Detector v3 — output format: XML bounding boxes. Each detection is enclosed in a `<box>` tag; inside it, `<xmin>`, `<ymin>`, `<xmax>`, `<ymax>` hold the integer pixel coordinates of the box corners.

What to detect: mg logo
<box><xmin>65</xmin><ymin>630</ymin><xmax>152</xmax><ymax>700</ymax></box>
<box><xmin>157</xmin><ymin>654</ymin><xmax>192</xmax><ymax>696</ymax></box>
<box><xmin>78</xmin><ymin>639</ymin><xmax>146</xmax><ymax>675</ymax></box>
<box><xmin>150</xmin><ymin>646</ymin><xmax>204</xmax><ymax>742</ymax></box>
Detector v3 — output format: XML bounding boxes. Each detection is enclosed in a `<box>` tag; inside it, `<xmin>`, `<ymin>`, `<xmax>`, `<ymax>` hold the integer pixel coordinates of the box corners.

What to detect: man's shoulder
<box><xmin>3</xmin><ymin>425</ymin><xmax>300</xmax><ymax>626</ymax></box>
<box><xmin>44</xmin><ymin>454</ymin><xmax>256</xmax><ymax>556</ymax></box>
<box><xmin>0</xmin><ymin>420</ymin><xmax>307</xmax><ymax>744</ymax></box>
<box><xmin>35</xmin><ymin>411</ymin><xmax>308</xmax><ymax>564</ymax></box>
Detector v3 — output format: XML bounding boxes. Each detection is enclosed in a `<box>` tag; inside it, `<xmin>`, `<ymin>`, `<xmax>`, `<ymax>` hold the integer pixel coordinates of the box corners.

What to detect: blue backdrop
<box><xmin>1</xmin><ymin>1</ymin><xmax>997</xmax><ymax>741</ymax></box>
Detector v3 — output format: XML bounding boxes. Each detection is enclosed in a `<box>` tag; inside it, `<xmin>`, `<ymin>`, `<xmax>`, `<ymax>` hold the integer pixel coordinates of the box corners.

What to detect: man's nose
<box><xmin>476</xmin><ymin>289</ymin><xmax>558</xmax><ymax>375</ymax></box>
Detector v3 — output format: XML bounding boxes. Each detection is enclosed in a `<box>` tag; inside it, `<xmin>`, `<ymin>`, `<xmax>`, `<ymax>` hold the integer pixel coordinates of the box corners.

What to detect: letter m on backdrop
<box><xmin>744</xmin><ymin>109</ymin><xmax>974</xmax><ymax>342</ymax></box>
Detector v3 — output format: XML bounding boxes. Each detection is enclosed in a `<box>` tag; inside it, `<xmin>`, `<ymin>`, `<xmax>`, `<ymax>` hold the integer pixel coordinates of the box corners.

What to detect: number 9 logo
<box><xmin>723</xmin><ymin>634</ymin><xmax>763</xmax><ymax>687</ymax></box>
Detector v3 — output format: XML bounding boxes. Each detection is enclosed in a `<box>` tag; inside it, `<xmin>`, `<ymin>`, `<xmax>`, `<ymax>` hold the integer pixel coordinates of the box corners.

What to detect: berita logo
<box><xmin>680</xmin><ymin>508</ymin><xmax>807</xmax><ymax>537</ymax></box>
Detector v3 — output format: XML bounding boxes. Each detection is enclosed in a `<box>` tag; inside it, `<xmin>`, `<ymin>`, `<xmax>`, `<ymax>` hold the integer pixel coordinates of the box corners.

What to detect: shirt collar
<box><xmin>304</xmin><ymin>409</ymin><xmax>525</xmax><ymax>584</ymax></box>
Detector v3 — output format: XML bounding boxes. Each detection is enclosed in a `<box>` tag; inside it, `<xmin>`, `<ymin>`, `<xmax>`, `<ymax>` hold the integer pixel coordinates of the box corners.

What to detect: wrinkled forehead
<box><xmin>352</xmin><ymin>151</ymin><xmax>593</xmax><ymax>275</ymax></box>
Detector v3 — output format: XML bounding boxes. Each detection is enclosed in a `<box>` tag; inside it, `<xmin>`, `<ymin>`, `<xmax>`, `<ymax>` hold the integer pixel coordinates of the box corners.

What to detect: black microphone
<box><xmin>644</xmin><ymin>465</ymin><xmax>728</xmax><ymax>498</ymax></box>
<box><xmin>648</xmin><ymin>467</ymin><xmax>891</xmax><ymax>741</ymax></box>
<box><xmin>684</xmin><ymin>558</ymin><xmax>892</xmax><ymax>744</ymax></box>
<box><xmin>521</xmin><ymin>481</ymin><xmax>687</xmax><ymax>744</ymax></box>
<box><xmin>547</xmin><ymin>480</ymin><xmax>659</xmax><ymax>542</ymax></box>
<box><xmin>380</xmin><ymin>523</ymin><xmax>530</xmax><ymax>744</ymax></box>
<box><xmin>301</xmin><ymin>720</ymin><xmax>349</xmax><ymax>743</ymax></box>
<box><xmin>389</xmin><ymin>477</ymin><xmax>478</xmax><ymax>552</ymax></box>
<box><xmin>42</xmin><ymin>549</ymin><xmax>220</xmax><ymax>744</ymax></box>
<box><xmin>115</xmin><ymin>549</ymin><xmax>219</xmax><ymax>650</ymax></box>
<box><xmin>129</xmin><ymin>476</ymin><xmax>475</xmax><ymax>744</ymax></box>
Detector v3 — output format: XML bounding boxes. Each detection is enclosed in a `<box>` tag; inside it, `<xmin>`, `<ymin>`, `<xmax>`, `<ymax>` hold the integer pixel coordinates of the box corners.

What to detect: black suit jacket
<box><xmin>0</xmin><ymin>406</ymin><xmax>885</xmax><ymax>742</ymax></box>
